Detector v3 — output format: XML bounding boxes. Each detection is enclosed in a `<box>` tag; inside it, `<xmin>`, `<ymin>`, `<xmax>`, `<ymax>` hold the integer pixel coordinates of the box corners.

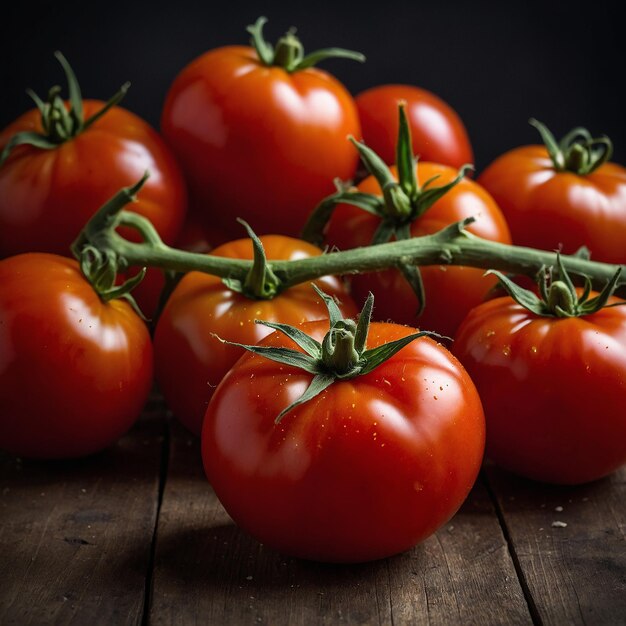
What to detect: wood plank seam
<box><xmin>482</xmin><ymin>470</ymin><xmax>543</xmax><ymax>626</ymax></box>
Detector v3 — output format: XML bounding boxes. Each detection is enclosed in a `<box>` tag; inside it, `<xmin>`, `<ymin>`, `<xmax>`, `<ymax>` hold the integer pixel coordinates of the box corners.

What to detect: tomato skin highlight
<box><xmin>0</xmin><ymin>101</ymin><xmax>187</xmax><ymax>258</ymax></box>
<box><xmin>202</xmin><ymin>320</ymin><xmax>485</xmax><ymax>563</ymax></box>
<box><xmin>478</xmin><ymin>145</ymin><xmax>626</xmax><ymax>264</ymax></box>
<box><xmin>453</xmin><ymin>295</ymin><xmax>626</xmax><ymax>484</ymax></box>
<box><xmin>161</xmin><ymin>46</ymin><xmax>360</xmax><ymax>240</ymax></box>
<box><xmin>0</xmin><ymin>254</ymin><xmax>153</xmax><ymax>459</ymax></box>
<box><xmin>356</xmin><ymin>84</ymin><xmax>474</xmax><ymax>170</ymax></box>
<box><xmin>153</xmin><ymin>235</ymin><xmax>357</xmax><ymax>436</ymax></box>
<box><xmin>326</xmin><ymin>162</ymin><xmax>511</xmax><ymax>337</ymax></box>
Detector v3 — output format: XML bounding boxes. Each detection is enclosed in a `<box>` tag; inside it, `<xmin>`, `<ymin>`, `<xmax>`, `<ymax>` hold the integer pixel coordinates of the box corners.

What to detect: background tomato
<box><xmin>356</xmin><ymin>84</ymin><xmax>474</xmax><ymax>171</ymax></box>
<box><xmin>0</xmin><ymin>101</ymin><xmax>187</xmax><ymax>259</ymax></box>
<box><xmin>0</xmin><ymin>253</ymin><xmax>153</xmax><ymax>459</ymax></box>
<box><xmin>325</xmin><ymin>162</ymin><xmax>511</xmax><ymax>336</ymax></box>
<box><xmin>154</xmin><ymin>235</ymin><xmax>357</xmax><ymax>436</ymax></box>
<box><xmin>478</xmin><ymin>127</ymin><xmax>626</xmax><ymax>264</ymax></box>
<box><xmin>453</xmin><ymin>293</ymin><xmax>626</xmax><ymax>484</ymax></box>
<box><xmin>161</xmin><ymin>20</ymin><xmax>361</xmax><ymax>241</ymax></box>
<box><xmin>202</xmin><ymin>319</ymin><xmax>485</xmax><ymax>563</ymax></box>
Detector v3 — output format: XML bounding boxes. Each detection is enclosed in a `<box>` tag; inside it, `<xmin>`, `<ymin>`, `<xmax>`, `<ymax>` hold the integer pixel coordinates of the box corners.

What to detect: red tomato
<box><xmin>161</xmin><ymin>24</ymin><xmax>361</xmax><ymax>240</ymax></box>
<box><xmin>0</xmin><ymin>253</ymin><xmax>153</xmax><ymax>459</ymax></box>
<box><xmin>326</xmin><ymin>163</ymin><xmax>511</xmax><ymax>336</ymax></box>
<box><xmin>202</xmin><ymin>320</ymin><xmax>485</xmax><ymax>563</ymax></box>
<box><xmin>356</xmin><ymin>84</ymin><xmax>473</xmax><ymax>170</ymax></box>
<box><xmin>453</xmin><ymin>294</ymin><xmax>626</xmax><ymax>484</ymax></box>
<box><xmin>478</xmin><ymin>137</ymin><xmax>626</xmax><ymax>264</ymax></box>
<box><xmin>154</xmin><ymin>235</ymin><xmax>357</xmax><ymax>436</ymax></box>
<box><xmin>0</xmin><ymin>101</ymin><xmax>187</xmax><ymax>258</ymax></box>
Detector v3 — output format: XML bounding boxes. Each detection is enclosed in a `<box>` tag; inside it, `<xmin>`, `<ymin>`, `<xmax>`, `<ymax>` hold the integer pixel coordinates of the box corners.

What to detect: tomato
<box><xmin>0</xmin><ymin>253</ymin><xmax>153</xmax><ymax>459</ymax></box>
<box><xmin>326</xmin><ymin>162</ymin><xmax>511</xmax><ymax>336</ymax></box>
<box><xmin>0</xmin><ymin>102</ymin><xmax>187</xmax><ymax>259</ymax></box>
<box><xmin>453</xmin><ymin>291</ymin><xmax>626</xmax><ymax>484</ymax></box>
<box><xmin>161</xmin><ymin>18</ymin><xmax>361</xmax><ymax>240</ymax></box>
<box><xmin>154</xmin><ymin>235</ymin><xmax>357</xmax><ymax>436</ymax></box>
<box><xmin>477</xmin><ymin>121</ymin><xmax>626</xmax><ymax>264</ymax></box>
<box><xmin>356</xmin><ymin>84</ymin><xmax>474</xmax><ymax>170</ymax></box>
<box><xmin>201</xmin><ymin>319</ymin><xmax>485</xmax><ymax>563</ymax></box>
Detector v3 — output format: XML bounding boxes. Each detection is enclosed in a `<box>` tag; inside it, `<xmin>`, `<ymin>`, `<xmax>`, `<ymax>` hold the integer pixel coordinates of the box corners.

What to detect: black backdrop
<box><xmin>2</xmin><ymin>0</ymin><xmax>624</xmax><ymax>171</ymax></box>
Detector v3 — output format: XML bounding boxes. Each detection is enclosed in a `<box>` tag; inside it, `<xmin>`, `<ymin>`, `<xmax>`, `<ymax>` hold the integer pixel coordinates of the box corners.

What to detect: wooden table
<box><xmin>1</xmin><ymin>394</ymin><xmax>624</xmax><ymax>625</ymax></box>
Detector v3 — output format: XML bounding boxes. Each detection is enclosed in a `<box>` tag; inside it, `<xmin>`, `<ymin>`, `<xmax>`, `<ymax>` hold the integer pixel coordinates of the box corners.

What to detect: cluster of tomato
<box><xmin>1</xmin><ymin>19</ymin><xmax>625</xmax><ymax>563</ymax></box>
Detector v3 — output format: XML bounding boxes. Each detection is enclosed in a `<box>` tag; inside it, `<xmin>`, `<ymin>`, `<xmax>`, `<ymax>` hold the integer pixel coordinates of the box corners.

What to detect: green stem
<box><xmin>74</xmin><ymin>187</ymin><xmax>626</xmax><ymax>300</ymax></box>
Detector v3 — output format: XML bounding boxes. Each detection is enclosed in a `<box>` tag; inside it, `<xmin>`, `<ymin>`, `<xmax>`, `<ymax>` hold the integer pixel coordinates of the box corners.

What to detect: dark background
<box><xmin>2</xmin><ymin>0</ymin><xmax>624</xmax><ymax>171</ymax></box>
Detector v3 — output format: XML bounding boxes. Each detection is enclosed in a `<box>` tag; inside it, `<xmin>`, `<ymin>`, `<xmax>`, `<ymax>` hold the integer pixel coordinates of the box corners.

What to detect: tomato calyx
<box><xmin>215</xmin><ymin>285</ymin><xmax>441</xmax><ymax>422</ymax></box>
<box><xmin>529</xmin><ymin>118</ymin><xmax>613</xmax><ymax>176</ymax></box>
<box><xmin>0</xmin><ymin>52</ymin><xmax>130</xmax><ymax>167</ymax></box>
<box><xmin>303</xmin><ymin>103</ymin><xmax>473</xmax><ymax>249</ymax></box>
<box><xmin>246</xmin><ymin>16</ymin><xmax>365</xmax><ymax>73</ymax></box>
<box><xmin>222</xmin><ymin>220</ymin><xmax>282</xmax><ymax>300</ymax></box>
<box><xmin>488</xmin><ymin>253</ymin><xmax>624</xmax><ymax>318</ymax></box>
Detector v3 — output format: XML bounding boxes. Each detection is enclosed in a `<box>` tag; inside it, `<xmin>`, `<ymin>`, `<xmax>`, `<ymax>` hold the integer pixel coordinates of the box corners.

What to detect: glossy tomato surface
<box><xmin>161</xmin><ymin>46</ymin><xmax>360</xmax><ymax>239</ymax></box>
<box><xmin>0</xmin><ymin>254</ymin><xmax>153</xmax><ymax>459</ymax></box>
<box><xmin>202</xmin><ymin>320</ymin><xmax>485</xmax><ymax>563</ymax></box>
<box><xmin>154</xmin><ymin>235</ymin><xmax>357</xmax><ymax>436</ymax></box>
<box><xmin>0</xmin><ymin>101</ymin><xmax>187</xmax><ymax>258</ymax></box>
<box><xmin>356</xmin><ymin>84</ymin><xmax>474</xmax><ymax>170</ymax></box>
<box><xmin>326</xmin><ymin>163</ymin><xmax>511</xmax><ymax>336</ymax></box>
<box><xmin>453</xmin><ymin>295</ymin><xmax>626</xmax><ymax>484</ymax></box>
<box><xmin>478</xmin><ymin>145</ymin><xmax>626</xmax><ymax>264</ymax></box>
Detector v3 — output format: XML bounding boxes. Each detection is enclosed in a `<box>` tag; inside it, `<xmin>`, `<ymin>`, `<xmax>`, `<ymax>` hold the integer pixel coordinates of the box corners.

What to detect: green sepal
<box><xmin>398</xmin><ymin>262</ymin><xmax>426</xmax><ymax>317</ymax></box>
<box><xmin>414</xmin><ymin>164</ymin><xmax>473</xmax><ymax>219</ymax></box>
<box><xmin>354</xmin><ymin>292</ymin><xmax>374</xmax><ymax>354</ymax></box>
<box><xmin>297</xmin><ymin>48</ymin><xmax>365</xmax><ymax>70</ymax></box>
<box><xmin>214</xmin><ymin>335</ymin><xmax>323</xmax><ymax>375</ymax></box>
<box><xmin>311</xmin><ymin>283</ymin><xmax>343</xmax><ymax>325</ymax></box>
<box><xmin>257</xmin><ymin>320</ymin><xmax>322</xmax><ymax>357</ymax></box>
<box><xmin>396</xmin><ymin>102</ymin><xmax>418</xmax><ymax>199</ymax></box>
<box><xmin>359</xmin><ymin>330</ymin><xmax>442</xmax><ymax>376</ymax></box>
<box><xmin>274</xmin><ymin>374</ymin><xmax>335</xmax><ymax>423</ymax></box>
<box><xmin>0</xmin><ymin>132</ymin><xmax>59</xmax><ymax>166</ymax></box>
<box><xmin>301</xmin><ymin>181</ymin><xmax>385</xmax><ymax>247</ymax></box>
<box><xmin>486</xmin><ymin>270</ymin><xmax>548</xmax><ymax>316</ymax></box>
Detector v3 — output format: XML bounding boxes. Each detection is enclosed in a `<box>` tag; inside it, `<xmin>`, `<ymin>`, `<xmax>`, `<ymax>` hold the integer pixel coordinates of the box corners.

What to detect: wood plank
<box><xmin>149</xmin><ymin>422</ymin><xmax>531</xmax><ymax>625</ymax></box>
<box><xmin>0</xmin><ymin>395</ymin><xmax>166</xmax><ymax>626</ymax></box>
<box><xmin>486</xmin><ymin>463</ymin><xmax>626</xmax><ymax>626</ymax></box>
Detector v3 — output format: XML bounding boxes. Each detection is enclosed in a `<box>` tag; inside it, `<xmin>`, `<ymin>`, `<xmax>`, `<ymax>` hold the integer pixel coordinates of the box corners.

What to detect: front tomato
<box><xmin>161</xmin><ymin>18</ymin><xmax>361</xmax><ymax>240</ymax></box>
<box><xmin>202</xmin><ymin>313</ymin><xmax>485</xmax><ymax>563</ymax></box>
<box><xmin>0</xmin><ymin>254</ymin><xmax>153</xmax><ymax>459</ymax></box>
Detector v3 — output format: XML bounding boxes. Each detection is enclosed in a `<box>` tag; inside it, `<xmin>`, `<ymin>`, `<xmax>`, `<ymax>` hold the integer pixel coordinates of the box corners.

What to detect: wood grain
<box><xmin>0</xmin><ymin>397</ymin><xmax>166</xmax><ymax>626</ymax></box>
<box><xmin>149</xmin><ymin>422</ymin><xmax>530</xmax><ymax>625</ymax></box>
<box><xmin>486</xmin><ymin>464</ymin><xmax>626</xmax><ymax>626</ymax></box>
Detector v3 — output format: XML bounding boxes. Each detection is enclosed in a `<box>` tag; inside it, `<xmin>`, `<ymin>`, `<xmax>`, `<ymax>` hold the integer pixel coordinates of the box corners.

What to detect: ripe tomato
<box><xmin>326</xmin><ymin>162</ymin><xmax>511</xmax><ymax>336</ymax></box>
<box><xmin>477</xmin><ymin>121</ymin><xmax>626</xmax><ymax>264</ymax></box>
<box><xmin>0</xmin><ymin>103</ymin><xmax>187</xmax><ymax>259</ymax></box>
<box><xmin>0</xmin><ymin>253</ymin><xmax>153</xmax><ymax>459</ymax></box>
<box><xmin>202</xmin><ymin>319</ymin><xmax>485</xmax><ymax>563</ymax></box>
<box><xmin>153</xmin><ymin>235</ymin><xmax>357</xmax><ymax>436</ymax></box>
<box><xmin>453</xmin><ymin>291</ymin><xmax>626</xmax><ymax>484</ymax></box>
<box><xmin>161</xmin><ymin>18</ymin><xmax>361</xmax><ymax>240</ymax></box>
<box><xmin>355</xmin><ymin>84</ymin><xmax>473</xmax><ymax>170</ymax></box>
